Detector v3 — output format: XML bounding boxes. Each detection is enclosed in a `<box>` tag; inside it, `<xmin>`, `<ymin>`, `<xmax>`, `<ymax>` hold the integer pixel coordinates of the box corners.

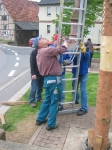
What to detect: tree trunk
<box><xmin>93</xmin><ymin>0</ymin><xmax>112</xmax><ymax>149</ymax></box>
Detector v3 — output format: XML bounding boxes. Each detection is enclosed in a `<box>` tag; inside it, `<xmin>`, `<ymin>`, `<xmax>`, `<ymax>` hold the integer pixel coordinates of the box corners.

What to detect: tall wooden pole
<box><xmin>88</xmin><ymin>0</ymin><xmax>112</xmax><ymax>149</ymax></box>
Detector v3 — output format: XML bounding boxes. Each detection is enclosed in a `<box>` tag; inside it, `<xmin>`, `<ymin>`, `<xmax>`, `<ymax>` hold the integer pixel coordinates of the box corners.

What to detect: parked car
<box><xmin>29</xmin><ymin>38</ymin><xmax>35</xmax><ymax>47</ymax></box>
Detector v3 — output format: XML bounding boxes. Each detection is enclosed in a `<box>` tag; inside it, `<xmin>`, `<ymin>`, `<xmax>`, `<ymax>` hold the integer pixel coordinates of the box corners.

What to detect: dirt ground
<box><xmin>6</xmin><ymin>114</ymin><xmax>38</xmax><ymax>144</ymax></box>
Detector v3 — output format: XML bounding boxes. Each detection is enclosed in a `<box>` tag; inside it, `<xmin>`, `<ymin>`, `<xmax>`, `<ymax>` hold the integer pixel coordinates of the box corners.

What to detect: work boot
<box><xmin>36</xmin><ymin>119</ymin><xmax>47</xmax><ymax>126</ymax></box>
<box><xmin>30</xmin><ymin>103</ymin><xmax>36</xmax><ymax>108</ymax></box>
<box><xmin>46</xmin><ymin>124</ymin><xmax>58</xmax><ymax>131</ymax></box>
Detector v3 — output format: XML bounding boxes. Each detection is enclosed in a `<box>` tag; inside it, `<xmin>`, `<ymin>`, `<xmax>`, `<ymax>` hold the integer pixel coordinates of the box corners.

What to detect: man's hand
<box><xmin>79</xmin><ymin>42</ymin><xmax>86</xmax><ymax>53</ymax></box>
<box><xmin>32</xmin><ymin>75</ymin><xmax>37</xmax><ymax>80</ymax></box>
<box><xmin>63</xmin><ymin>41</ymin><xmax>67</xmax><ymax>48</ymax></box>
<box><xmin>63</xmin><ymin>60</ymin><xmax>71</xmax><ymax>66</ymax></box>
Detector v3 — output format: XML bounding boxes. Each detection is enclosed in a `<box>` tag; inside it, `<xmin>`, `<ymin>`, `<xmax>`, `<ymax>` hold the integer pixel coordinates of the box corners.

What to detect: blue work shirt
<box><xmin>72</xmin><ymin>50</ymin><xmax>90</xmax><ymax>76</ymax></box>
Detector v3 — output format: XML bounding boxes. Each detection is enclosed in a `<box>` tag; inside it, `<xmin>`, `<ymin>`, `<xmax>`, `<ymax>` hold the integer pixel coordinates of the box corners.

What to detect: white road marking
<box><xmin>7</xmin><ymin>49</ymin><xmax>10</xmax><ymax>50</ymax></box>
<box><xmin>15</xmin><ymin>63</ymin><xmax>19</xmax><ymax>67</ymax></box>
<box><xmin>16</xmin><ymin>57</ymin><xmax>19</xmax><ymax>60</ymax></box>
<box><xmin>8</xmin><ymin>70</ymin><xmax>16</xmax><ymax>76</ymax></box>
<box><xmin>15</xmin><ymin>53</ymin><xmax>18</xmax><ymax>56</ymax></box>
<box><xmin>0</xmin><ymin>69</ymin><xmax>30</xmax><ymax>91</ymax></box>
<box><xmin>3</xmin><ymin>47</ymin><xmax>5</xmax><ymax>48</ymax></box>
<box><xmin>0</xmin><ymin>46</ymin><xmax>1</xmax><ymax>47</ymax></box>
<box><xmin>11</xmin><ymin>50</ymin><xmax>14</xmax><ymax>52</ymax></box>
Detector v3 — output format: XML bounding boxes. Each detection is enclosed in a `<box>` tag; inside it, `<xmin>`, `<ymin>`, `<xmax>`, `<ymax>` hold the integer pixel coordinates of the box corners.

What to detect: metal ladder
<box><xmin>58</xmin><ymin>0</ymin><xmax>87</xmax><ymax>114</ymax></box>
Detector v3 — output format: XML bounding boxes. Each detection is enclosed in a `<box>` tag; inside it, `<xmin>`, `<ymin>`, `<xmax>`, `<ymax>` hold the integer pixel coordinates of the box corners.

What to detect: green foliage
<box><xmin>85</xmin><ymin>0</ymin><xmax>103</xmax><ymax>36</ymax></box>
<box><xmin>52</xmin><ymin>1</ymin><xmax>74</xmax><ymax>36</ymax></box>
<box><xmin>52</xmin><ymin>0</ymin><xmax>103</xmax><ymax>36</ymax></box>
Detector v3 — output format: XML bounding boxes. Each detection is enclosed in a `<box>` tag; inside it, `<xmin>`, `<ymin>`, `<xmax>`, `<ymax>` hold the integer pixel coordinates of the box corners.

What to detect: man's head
<box><xmin>38</xmin><ymin>38</ymin><xmax>48</xmax><ymax>48</ymax></box>
<box><xmin>33</xmin><ymin>35</ymin><xmax>42</xmax><ymax>48</ymax></box>
<box><xmin>88</xmin><ymin>38</ymin><xmax>91</xmax><ymax>41</ymax></box>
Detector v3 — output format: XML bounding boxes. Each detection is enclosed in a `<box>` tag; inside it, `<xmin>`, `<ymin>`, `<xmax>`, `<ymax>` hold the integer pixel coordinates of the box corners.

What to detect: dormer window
<box><xmin>47</xmin><ymin>7</ymin><xmax>51</xmax><ymax>16</ymax></box>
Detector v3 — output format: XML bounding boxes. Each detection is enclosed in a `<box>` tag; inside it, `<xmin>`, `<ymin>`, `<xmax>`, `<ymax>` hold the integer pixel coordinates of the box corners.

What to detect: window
<box><xmin>56</xmin><ymin>7</ymin><xmax>60</xmax><ymax>15</ymax></box>
<box><xmin>47</xmin><ymin>7</ymin><xmax>51</xmax><ymax>16</ymax></box>
<box><xmin>3</xmin><ymin>24</ymin><xmax>7</xmax><ymax>30</ymax></box>
<box><xmin>2</xmin><ymin>15</ymin><xmax>7</xmax><ymax>20</ymax></box>
<box><xmin>47</xmin><ymin>25</ymin><xmax>50</xmax><ymax>33</ymax></box>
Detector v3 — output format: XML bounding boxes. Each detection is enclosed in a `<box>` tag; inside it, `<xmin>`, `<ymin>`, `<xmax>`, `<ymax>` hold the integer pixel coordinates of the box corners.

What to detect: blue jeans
<box><xmin>72</xmin><ymin>74</ymin><xmax>88</xmax><ymax>111</ymax></box>
<box><xmin>29</xmin><ymin>75</ymin><xmax>44</xmax><ymax>104</ymax></box>
<box><xmin>37</xmin><ymin>76</ymin><xmax>62</xmax><ymax>127</ymax></box>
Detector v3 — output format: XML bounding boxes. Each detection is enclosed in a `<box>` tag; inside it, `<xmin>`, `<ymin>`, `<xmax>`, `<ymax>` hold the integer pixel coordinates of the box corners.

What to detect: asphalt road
<box><xmin>0</xmin><ymin>44</ymin><xmax>33</xmax><ymax>107</ymax></box>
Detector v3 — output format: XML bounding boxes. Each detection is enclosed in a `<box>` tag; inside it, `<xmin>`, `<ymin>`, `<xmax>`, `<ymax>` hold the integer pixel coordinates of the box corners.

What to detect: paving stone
<box><xmin>31</xmin><ymin>107</ymin><xmax>112</xmax><ymax>150</ymax></box>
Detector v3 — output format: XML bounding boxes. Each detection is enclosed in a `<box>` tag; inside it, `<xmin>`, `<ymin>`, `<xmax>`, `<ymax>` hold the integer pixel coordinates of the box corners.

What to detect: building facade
<box><xmin>0</xmin><ymin>0</ymin><xmax>39</xmax><ymax>46</ymax></box>
<box><xmin>39</xmin><ymin>1</ymin><xmax>60</xmax><ymax>40</ymax></box>
<box><xmin>38</xmin><ymin>0</ymin><xmax>102</xmax><ymax>44</ymax></box>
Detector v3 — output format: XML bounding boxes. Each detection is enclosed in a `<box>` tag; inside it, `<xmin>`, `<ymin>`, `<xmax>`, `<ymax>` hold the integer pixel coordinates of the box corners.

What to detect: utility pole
<box><xmin>88</xmin><ymin>0</ymin><xmax>112</xmax><ymax>149</ymax></box>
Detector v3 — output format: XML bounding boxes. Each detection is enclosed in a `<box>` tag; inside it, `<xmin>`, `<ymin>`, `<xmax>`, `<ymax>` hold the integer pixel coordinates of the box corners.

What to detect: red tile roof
<box><xmin>2</xmin><ymin>0</ymin><xmax>39</xmax><ymax>22</ymax></box>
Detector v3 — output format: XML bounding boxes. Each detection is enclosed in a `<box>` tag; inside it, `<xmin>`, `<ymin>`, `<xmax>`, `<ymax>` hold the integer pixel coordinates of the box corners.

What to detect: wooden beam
<box><xmin>88</xmin><ymin>129</ymin><xmax>94</xmax><ymax>148</ymax></box>
<box><xmin>94</xmin><ymin>135</ymin><xmax>102</xmax><ymax>150</ymax></box>
<box><xmin>1</xmin><ymin>101</ymin><xmax>29</xmax><ymax>106</ymax></box>
<box><xmin>0</xmin><ymin>114</ymin><xmax>5</xmax><ymax>125</ymax></box>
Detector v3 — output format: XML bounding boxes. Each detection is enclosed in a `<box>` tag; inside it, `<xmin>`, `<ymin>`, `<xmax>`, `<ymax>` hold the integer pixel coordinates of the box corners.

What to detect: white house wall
<box><xmin>39</xmin><ymin>5</ymin><xmax>102</xmax><ymax>44</ymax></box>
<box><xmin>39</xmin><ymin>5</ymin><xmax>58</xmax><ymax>40</ymax></box>
<box><xmin>84</xmin><ymin>23</ymin><xmax>102</xmax><ymax>44</ymax></box>
<box><xmin>39</xmin><ymin>22</ymin><xmax>56</xmax><ymax>40</ymax></box>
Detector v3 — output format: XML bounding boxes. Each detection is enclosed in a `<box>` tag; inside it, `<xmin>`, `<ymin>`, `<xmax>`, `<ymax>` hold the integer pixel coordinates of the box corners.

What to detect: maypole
<box><xmin>88</xmin><ymin>0</ymin><xmax>112</xmax><ymax>149</ymax></box>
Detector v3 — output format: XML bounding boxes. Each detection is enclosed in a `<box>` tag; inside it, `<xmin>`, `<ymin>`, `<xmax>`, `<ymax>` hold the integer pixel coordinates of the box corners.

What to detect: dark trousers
<box><xmin>88</xmin><ymin>53</ymin><xmax>93</xmax><ymax>68</ymax></box>
<box><xmin>29</xmin><ymin>75</ymin><xmax>44</xmax><ymax>103</ymax></box>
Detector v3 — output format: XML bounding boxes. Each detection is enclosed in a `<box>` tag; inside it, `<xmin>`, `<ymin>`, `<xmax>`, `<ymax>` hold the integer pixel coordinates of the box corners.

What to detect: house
<box><xmin>84</xmin><ymin>16</ymin><xmax>102</xmax><ymax>45</ymax></box>
<box><xmin>0</xmin><ymin>0</ymin><xmax>39</xmax><ymax>46</ymax></box>
<box><xmin>38</xmin><ymin>0</ymin><xmax>102</xmax><ymax>44</ymax></box>
<box><xmin>38</xmin><ymin>0</ymin><xmax>60</xmax><ymax>41</ymax></box>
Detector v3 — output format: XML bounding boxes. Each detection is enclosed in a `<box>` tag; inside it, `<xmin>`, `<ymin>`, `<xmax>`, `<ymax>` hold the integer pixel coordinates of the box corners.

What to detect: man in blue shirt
<box><xmin>72</xmin><ymin>47</ymin><xmax>90</xmax><ymax>116</ymax></box>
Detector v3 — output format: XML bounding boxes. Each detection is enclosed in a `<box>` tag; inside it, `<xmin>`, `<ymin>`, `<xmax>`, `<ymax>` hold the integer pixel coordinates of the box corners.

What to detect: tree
<box><xmin>52</xmin><ymin>0</ymin><xmax>103</xmax><ymax>36</ymax></box>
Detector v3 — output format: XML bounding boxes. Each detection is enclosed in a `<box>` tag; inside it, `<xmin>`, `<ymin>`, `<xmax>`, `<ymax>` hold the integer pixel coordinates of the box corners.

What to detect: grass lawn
<box><xmin>64</xmin><ymin>73</ymin><xmax>98</xmax><ymax>106</ymax></box>
<box><xmin>0</xmin><ymin>73</ymin><xmax>98</xmax><ymax>131</ymax></box>
<box><xmin>93</xmin><ymin>52</ymin><xmax>100</xmax><ymax>59</ymax></box>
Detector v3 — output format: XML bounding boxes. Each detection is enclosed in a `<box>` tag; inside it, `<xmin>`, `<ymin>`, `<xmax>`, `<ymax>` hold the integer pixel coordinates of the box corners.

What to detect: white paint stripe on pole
<box><xmin>8</xmin><ymin>70</ymin><xmax>16</xmax><ymax>76</ymax></box>
<box><xmin>15</xmin><ymin>63</ymin><xmax>19</xmax><ymax>67</ymax></box>
<box><xmin>16</xmin><ymin>57</ymin><xmax>19</xmax><ymax>60</ymax></box>
<box><xmin>15</xmin><ymin>53</ymin><xmax>18</xmax><ymax>56</ymax></box>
